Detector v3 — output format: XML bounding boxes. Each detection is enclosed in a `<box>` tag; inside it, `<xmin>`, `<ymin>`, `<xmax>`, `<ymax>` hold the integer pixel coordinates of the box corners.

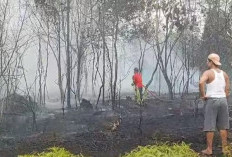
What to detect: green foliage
<box><xmin>122</xmin><ymin>142</ymin><xmax>199</xmax><ymax>157</ymax></box>
<box><xmin>223</xmin><ymin>145</ymin><xmax>232</xmax><ymax>157</ymax></box>
<box><xmin>19</xmin><ymin>147</ymin><xmax>85</xmax><ymax>157</ymax></box>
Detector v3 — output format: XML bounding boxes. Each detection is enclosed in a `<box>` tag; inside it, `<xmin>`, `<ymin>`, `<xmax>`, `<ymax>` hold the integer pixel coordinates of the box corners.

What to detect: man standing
<box><xmin>132</xmin><ymin>67</ymin><xmax>143</xmax><ymax>103</ymax></box>
<box><xmin>199</xmin><ymin>53</ymin><xmax>230</xmax><ymax>155</ymax></box>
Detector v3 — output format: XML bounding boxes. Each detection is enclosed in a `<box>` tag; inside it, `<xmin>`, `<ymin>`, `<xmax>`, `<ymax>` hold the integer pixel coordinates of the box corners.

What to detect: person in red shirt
<box><xmin>132</xmin><ymin>67</ymin><xmax>143</xmax><ymax>103</ymax></box>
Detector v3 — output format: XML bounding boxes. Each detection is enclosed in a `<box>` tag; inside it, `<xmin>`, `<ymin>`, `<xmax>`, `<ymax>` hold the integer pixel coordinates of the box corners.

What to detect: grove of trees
<box><xmin>0</xmin><ymin>0</ymin><xmax>232</xmax><ymax>114</ymax></box>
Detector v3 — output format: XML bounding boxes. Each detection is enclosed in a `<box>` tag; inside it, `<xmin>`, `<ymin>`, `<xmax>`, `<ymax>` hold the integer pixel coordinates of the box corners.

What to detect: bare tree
<box><xmin>0</xmin><ymin>0</ymin><xmax>31</xmax><ymax>117</ymax></box>
<box><xmin>66</xmin><ymin>0</ymin><xmax>71</xmax><ymax>108</ymax></box>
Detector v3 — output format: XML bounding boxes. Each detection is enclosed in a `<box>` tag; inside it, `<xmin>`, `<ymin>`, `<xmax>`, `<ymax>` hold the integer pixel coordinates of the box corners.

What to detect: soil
<box><xmin>0</xmin><ymin>96</ymin><xmax>232</xmax><ymax>157</ymax></box>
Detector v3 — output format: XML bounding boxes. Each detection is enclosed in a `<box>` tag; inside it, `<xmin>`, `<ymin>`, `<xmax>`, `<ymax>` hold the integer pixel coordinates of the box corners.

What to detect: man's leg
<box><xmin>220</xmin><ymin>130</ymin><xmax>228</xmax><ymax>153</ymax></box>
<box><xmin>217</xmin><ymin>98</ymin><xmax>230</xmax><ymax>154</ymax></box>
<box><xmin>134</xmin><ymin>87</ymin><xmax>138</xmax><ymax>100</ymax></box>
<box><xmin>139</xmin><ymin>88</ymin><xmax>143</xmax><ymax>101</ymax></box>
<box><xmin>202</xmin><ymin>132</ymin><xmax>214</xmax><ymax>155</ymax></box>
<box><xmin>135</xmin><ymin>87</ymin><xmax>140</xmax><ymax>104</ymax></box>
<box><xmin>202</xmin><ymin>99</ymin><xmax>217</xmax><ymax>155</ymax></box>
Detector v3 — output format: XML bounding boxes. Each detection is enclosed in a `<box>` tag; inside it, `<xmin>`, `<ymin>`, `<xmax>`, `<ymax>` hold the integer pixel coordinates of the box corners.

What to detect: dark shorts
<box><xmin>203</xmin><ymin>98</ymin><xmax>230</xmax><ymax>132</ymax></box>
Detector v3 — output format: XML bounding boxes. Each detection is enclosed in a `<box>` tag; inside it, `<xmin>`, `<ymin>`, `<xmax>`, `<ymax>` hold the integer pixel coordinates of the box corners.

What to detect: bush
<box><xmin>19</xmin><ymin>143</ymin><xmax>200</xmax><ymax>157</ymax></box>
<box><xmin>19</xmin><ymin>147</ymin><xmax>85</xmax><ymax>157</ymax></box>
<box><xmin>122</xmin><ymin>142</ymin><xmax>199</xmax><ymax>157</ymax></box>
<box><xmin>223</xmin><ymin>145</ymin><xmax>232</xmax><ymax>157</ymax></box>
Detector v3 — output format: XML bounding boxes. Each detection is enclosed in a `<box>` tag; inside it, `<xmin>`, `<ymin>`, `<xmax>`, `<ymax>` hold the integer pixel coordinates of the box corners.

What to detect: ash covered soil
<box><xmin>1</xmin><ymin>96</ymin><xmax>232</xmax><ymax>157</ymax></box>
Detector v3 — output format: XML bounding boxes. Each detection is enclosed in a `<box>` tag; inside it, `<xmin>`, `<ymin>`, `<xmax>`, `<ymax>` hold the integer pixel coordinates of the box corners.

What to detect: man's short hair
<box><xmin>134</xmin><ymin>67</ymin><xmax>139</xmax><ymax>72</ymax></box>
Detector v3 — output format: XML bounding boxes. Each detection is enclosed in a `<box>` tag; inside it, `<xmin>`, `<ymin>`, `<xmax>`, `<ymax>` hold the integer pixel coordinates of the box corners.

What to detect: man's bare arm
<box><xmin>224</xmin><ymin>72</ymin><xmax>230</xmax><ymax>97</ymax></box>
<box><xmin>199</xmin><ymin>71</ymin><xmax>209</xmax><ymax>99</ymax></box>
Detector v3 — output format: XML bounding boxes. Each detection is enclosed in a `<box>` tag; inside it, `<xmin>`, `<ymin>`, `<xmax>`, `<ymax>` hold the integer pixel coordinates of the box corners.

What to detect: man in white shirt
<box><xmin>199</xmin><ymin>53</ymin><xmax>230</xmax><ymax>155</ymax></box>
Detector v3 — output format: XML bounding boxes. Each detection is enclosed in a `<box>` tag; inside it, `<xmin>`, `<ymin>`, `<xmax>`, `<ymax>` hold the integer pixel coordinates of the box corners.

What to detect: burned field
<box><xmin>0</xmin><ymin>96</ymin><xmax>232</xmax><ymax>157</ymax></box>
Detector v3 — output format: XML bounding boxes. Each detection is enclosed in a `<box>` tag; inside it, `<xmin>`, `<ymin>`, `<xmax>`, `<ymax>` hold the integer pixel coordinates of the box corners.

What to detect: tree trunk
<box><xmin>101</xmin><ymin>1</ymin><xmax>106</xmax><ymax>106</ymax></box>
<box><xmin>112</xmin><ymin>0</ymin><xmax>119</xmax><ymax>109</ymax></box>
<box><xmin>66</xmin><ymin>0</ymin><xmax>71</xmax><ymax>109</ymax></box>
<box><xmin>162</xmin><ymin>70</ymin><xmax>174</xmax><ymax>99</ymax></box>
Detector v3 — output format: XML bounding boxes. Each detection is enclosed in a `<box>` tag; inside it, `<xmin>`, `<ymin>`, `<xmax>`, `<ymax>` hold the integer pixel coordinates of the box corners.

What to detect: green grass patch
<box><xmin>19</xmin><ymin>142</ymin><xmax>201</xmax><ymax>157</ymax></box>
<box><xmin>122</xmin><ymin>142</ymin><xmax>199</xmax><ymax>157</ymax></box>
<box><xmin>18</xmin><ymin>147</ymin><xmax>85</xmax><ymax>157</ymax></box>
<box><xmin>223</xmin><ymin>145</ymin><xmax>232</xmax><ymax>157</ymax></box>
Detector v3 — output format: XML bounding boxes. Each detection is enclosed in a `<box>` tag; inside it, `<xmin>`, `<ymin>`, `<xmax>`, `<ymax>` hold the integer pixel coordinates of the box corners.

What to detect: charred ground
<box><xmin>0</xmin><ymin>95</ymin><xmax>232</xmax><ymax>157</ymax></box>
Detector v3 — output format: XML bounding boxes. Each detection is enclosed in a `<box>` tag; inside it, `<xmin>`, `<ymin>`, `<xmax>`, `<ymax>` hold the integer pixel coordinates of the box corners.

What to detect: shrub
<box><xmin>122</xmin><ymin>142</ymin><xmax>199</xmax><ymax>157</ymax></box>
<box><xmin>19</xmin><ymin>147</ymin><xmax>85</xmax><ymax>157</ymax></box>
<box><xmin>223</xmin><ymin>145</ymin><xmax>232</xmax><ymax>157</ymax></box>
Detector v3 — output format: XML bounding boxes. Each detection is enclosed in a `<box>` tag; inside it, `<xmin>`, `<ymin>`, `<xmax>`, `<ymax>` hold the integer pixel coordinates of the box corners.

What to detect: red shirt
<box><xmin>133</xmin><ymin>73</ymin><xmax>143</xmax><ymax>88</ymax></box>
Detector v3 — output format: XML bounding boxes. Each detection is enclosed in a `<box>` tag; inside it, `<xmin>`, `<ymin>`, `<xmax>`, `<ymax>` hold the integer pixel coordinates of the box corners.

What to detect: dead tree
<box><xmin>0</xmin><ymin>0</ymin><xmax>30</xmax><ymax>118</ymax></box>
<box><xmin>66</xmin><ymin>0</ymin><xmax>71</xmax><ymax>108</ymax></box>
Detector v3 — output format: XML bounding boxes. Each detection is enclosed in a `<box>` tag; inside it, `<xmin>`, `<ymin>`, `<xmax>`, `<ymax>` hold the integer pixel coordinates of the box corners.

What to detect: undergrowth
<box><xmin>18</xmin><ymin>147</ymin><xmax>84</xmax><ymax>157</ymax></box>
<box><xmin>19</xmin><ymin>142</ymin><xmax>208</xmax><ymax>157</ymax></box>
<box><xmin>122</xmin><ymin>142</ymin><xmax>199</xmax><ymax>157</ymax></box>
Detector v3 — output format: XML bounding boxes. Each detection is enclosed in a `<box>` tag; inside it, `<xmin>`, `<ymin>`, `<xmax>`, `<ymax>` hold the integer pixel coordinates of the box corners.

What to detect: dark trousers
<box><xmin>138</xmin><ymin>87</ymin><xmax>143</xmax><ymax>100</ymax></box>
